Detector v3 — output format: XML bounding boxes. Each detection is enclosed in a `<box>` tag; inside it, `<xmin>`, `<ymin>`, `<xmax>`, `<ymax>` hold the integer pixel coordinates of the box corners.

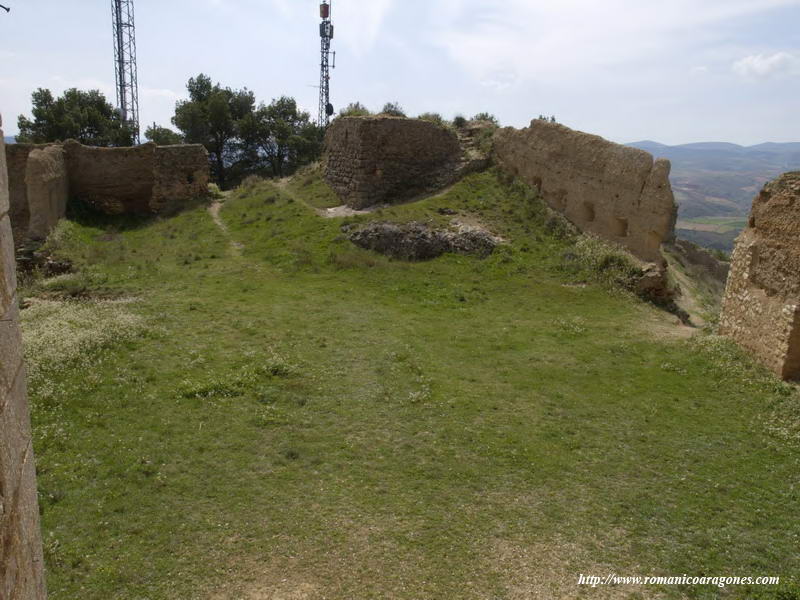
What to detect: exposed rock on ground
<box><xmin>344</xmin><ymin>221</ymin><xmax>499</xmax><ymax>261</ymax></box>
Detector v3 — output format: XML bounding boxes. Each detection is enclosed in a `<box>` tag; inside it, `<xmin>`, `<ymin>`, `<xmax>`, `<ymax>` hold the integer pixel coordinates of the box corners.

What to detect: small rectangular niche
<box><xmin>613</xmin><ymin>217</ymin><xmax>629</xmax><ymax>238</ymax></box>
<box><xmin>581</xmin><ymin>201</ymin><xmax>596</xmax><ymax>223</ymax></box>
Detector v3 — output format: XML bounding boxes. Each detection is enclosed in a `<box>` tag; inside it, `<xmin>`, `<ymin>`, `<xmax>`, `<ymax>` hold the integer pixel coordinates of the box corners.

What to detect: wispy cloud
<box><xmin>432</xmin><ymin>0</ymin><xmax>800</xmax><ymax>87</ymax></box>
<box><xmin>733</xmin><ymin>52</ymin><xmax>800</xmax><ymax>78</ymax></box>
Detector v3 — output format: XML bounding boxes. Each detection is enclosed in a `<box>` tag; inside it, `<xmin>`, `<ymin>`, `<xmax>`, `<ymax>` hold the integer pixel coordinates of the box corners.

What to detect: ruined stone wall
<box><xmin>64</xmin><ymin>141</ymin><xmax>156</xmax><ymax>215</ymax></box>
<box><xmin>494</xmin><ymin>120</ymin><xmax>677</xmax><ymax>264</ymax></box>
<box><xmin>324</xmin><ymin>117</ymin><xmax>463</xmax><ymax>209</ymax></box>
<box><xmin>0</xmin><ymin>115</ymin><xmax>48</xmax><ymax>599</ymax></box>
<box><xmin>4</xmin><ymin>144</ymin><xmax>50</xmax><ymax>240</ymax></box>
<box><xmin>26</xmin><ymin>146</ymin><xmax>69</xmax><ymax>240</ymax></box>
<box><xmin>152</xmin><ymin>144</ymin><xmax>210</xmax><ymax>214</ymax></box>
<box><xmin>719</xmin><ymin>172</ymin><xmax>800</xmax><ymax>380</ymax></box>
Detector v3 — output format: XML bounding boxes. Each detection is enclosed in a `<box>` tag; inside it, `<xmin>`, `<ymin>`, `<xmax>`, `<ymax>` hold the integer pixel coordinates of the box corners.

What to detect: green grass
<box><xmin>22</xmin><ymin>171</ymin><xmax>800</xmax><ymax>599</ymax></box>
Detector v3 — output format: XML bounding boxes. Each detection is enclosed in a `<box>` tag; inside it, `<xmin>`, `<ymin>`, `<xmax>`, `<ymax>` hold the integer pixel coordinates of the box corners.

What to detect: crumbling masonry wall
<box><xmin>0</xmin><ymin>115</ymin><xmax>48</xmax><ymax>598</ymax></box>
<box><xmin>493</xmin><ymin>120</ymin><xmax>677</xmax><ymax>264</ymax></box>
<box><xmin>26</xmin><ymin>146</ymin><xmax>69</xmax><ymax>241</ymax></box>
<box><xmin>324</xmin><ymin>117</ymin><xmax>464</xmax><ymax>209</ymax></box>
<box><xmin>719</xmin><ymin>172</ymin><xmax>800</xmax><ymax>380</ymax></box>
<box><xmin>5</xmin><ymin>141</ymin><xmax>210</xmax><ymax>239</ymax></box>
<box><xmin>152</xmin><ymin>145</ymin><xmax>211</xmax><ymax>214</ymax></box>
<box><xmin>5</xmin><ymin>143</ymin><xmax>49</xmax><ymax>240</ymax></box>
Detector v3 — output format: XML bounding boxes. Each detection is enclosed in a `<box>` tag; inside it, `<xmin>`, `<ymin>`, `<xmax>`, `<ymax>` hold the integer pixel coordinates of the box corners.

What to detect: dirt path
<box><xmin>208</xmin><ymin>196</ymin><xmax>244</xmax><ymax>256</ymax></box>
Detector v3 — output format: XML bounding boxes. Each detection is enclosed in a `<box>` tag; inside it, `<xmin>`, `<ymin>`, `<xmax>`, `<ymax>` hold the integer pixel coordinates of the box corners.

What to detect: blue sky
<box><xmin>1</xmin><ymin>0</ymin><xmax>798</xmax><ymax>145</ymax></box>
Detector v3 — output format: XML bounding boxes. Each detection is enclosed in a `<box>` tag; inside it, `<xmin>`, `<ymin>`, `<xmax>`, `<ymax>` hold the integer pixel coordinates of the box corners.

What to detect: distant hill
<box><xmin>627</xmin><ymin>140</ymin><xmax>800</xmax><ymax>219</ymax></box>
<box><xmin>3</xmin><ymin>136</ymin><xmax>15</xmax><ymax>144</ymax></box>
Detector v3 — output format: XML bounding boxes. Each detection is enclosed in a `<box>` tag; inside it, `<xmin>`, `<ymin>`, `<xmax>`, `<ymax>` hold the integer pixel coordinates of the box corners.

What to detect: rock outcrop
<box><xmin>493</xmin><ymin>120</ymin><xmax>677</xmax><ymax>264</ymax></box>
<box><xmin>324</xmin><ymin>117</ymin><xmax>483</xmax><ymax>209</ymax></box>
<box><xmin>0</xmin><ymin>114</ymin><xmax>48</xmax><ymax>599</ymax></box>
<box><xmin>345</xmin><ymin>221</ymin><xmax>499</xmax><ymax>261</ymax></box>
<box><xmin>719</xmin><ymin>172</ymin><xmax>800</xmax><ymax>380</ymax></box>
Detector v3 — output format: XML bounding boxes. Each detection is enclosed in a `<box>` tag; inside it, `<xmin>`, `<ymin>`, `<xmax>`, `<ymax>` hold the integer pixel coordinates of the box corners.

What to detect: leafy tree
<box><xmin>172</xmin><ymin>74</ymin><xmax>255</xmax><ymax>188</ymax></box>
<box><xmin>338</xmin><ymin>102</ymin><xmax>371</xmax><ymax>117</ymax></box>
<box><xmin>453</xmin><ymin>115</ymin><xmax>467</xmax><ymax>128</ymax></box>
<box><xmin>16</xmin><ymin>88</ymin><xmax>134</xmax><ymax>146</ymax></box>
<box><xmin>239</xmin><ymin>96</ymin><xmax>322</xmax><ymax>178</ymax></box>
<box><xmin>472</xmin><ymin>112</ymin><xmax>499</xmax><ymax>126</ymax></box>
<box><xmin>144</xmin><ymin>123</ymin><xmax>183</xmax><ymax>145</ymax></box>
<box><xmin>380</xmin><ymin>102</ymin><xmax>406</xmax><ymax>117</ymax></box>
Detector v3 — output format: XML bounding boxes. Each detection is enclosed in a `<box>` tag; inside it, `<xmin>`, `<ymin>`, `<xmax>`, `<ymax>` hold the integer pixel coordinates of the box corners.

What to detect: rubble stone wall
<box><xmin>324</xmin><ymin>117</ymin><xmax>464</xmax><ymax>209</ymax></box>
<box><xmin>153</xmin><ymin>145</ymin><xmax>210</xmax><ymax>214</ymax></box>
<box><xmin>493</xmin><ymin>120</ymin><xmax>678</xmax><ymax>264</ymax></box>
<box><xmin>25</xmin><ymin>146</ymin><xmax>69</xmax><ymax>240</ymax></box>
<box><xmin>5</xmin><ymin>141</ymin><xmax>209</xmax><ymax>236</ymax></box>
<box><xmin>64</xmin><ymin>141</ymin><xmax>156</xmax><ymax>214</ymax></box>
<box><xmin>0</xmin><ymin>114</ymin><xmax>48</xmax><ymax>599</ymax></box>
<box><xmin>719</xmin><ymin>172</ymin><xmax>800</xmax><ymax>380</ymax></box>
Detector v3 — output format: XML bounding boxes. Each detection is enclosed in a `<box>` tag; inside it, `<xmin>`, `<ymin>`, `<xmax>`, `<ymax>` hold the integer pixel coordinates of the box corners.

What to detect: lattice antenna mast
<box><xmin>318</xmin><ymin>1</ymin><xmax>335</xmax><ymax>128</ymax></box>
<box><xmin>112</xmin><ymin>0</ymin><xmax>140</xmax><ymax>143</ymax></box>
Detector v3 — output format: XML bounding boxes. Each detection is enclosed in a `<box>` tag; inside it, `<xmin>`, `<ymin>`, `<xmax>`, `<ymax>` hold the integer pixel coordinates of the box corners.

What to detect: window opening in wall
<box><xmin>613</xmin><ymin>217</ymin><xmax>629</xmax><ymax>237</ymax></box>
<box><xmin>581</xmin><ymin>201</ymin><xmax>595</xmax><ymax>222</ymax></box>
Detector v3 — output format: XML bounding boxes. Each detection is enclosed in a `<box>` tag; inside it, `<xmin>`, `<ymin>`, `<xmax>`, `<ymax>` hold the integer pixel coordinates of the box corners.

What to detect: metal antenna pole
<box><xmin>318</xmin><ymin>1</ymin><xmax>335</xmax><ymax>128</ymax></box>
<box><xmin>112</xmin><ymin>0</ymin><xmax>140</xmax><ymax>143</ymax></box>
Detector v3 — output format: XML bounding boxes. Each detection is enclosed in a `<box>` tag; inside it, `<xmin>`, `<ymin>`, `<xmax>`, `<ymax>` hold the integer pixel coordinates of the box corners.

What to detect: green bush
<box><xmin>453</xmin><ymin>115</ymin><xmax>467</xmax><ymax>128</ymax></box>
<box><xmin>380</xmin><ymin>102</ymin><xmax>406</xmax><ymax>117</ymax></box>
<box><xmin>417</xmin><ymin>112</ymin><xmax>446</xmax><ymax>126</ymax></box>
<box><xmin>339</xmin><ymin>102</ymin><xmax>371</xmax><ymax>117</ymax></box>
<box><xmin>472</xmin><ymin>112</ymin><xmax>499</xmax><ymax>126</ymax></box>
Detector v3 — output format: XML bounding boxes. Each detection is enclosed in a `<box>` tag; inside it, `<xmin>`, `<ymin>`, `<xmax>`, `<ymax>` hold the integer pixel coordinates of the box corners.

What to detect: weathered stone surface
<box><xmin>64</xmin><ymin>140</ymin><xmax>156</xmax><ymax>214</ymax></box>
<box><xmin>26</xmin><ymin>146</ymin><xmax>69</xmax><ymax>240</ymax></box>
<box><xmin>345</xmin><ymin>221</ymin><xmax>498</xmax><ymax>261</ymax></box>
<box><xmin>153</xmin><ymin>145</ymin><xmax>210</xmax><ymax>214</ymax></box>
<box><xmin>5</xmin><ymin>141</ymin><xmax>210</xmax><ymax>233</ymax></box>
<box><xmin>493</xmin><ymin>119</ymin><xmax>677</xmax><ymax>264</ymax></box>
<box><xmin>0</xmin><ymin>113</ymin><xmax>47</xmax><ymax>599</ymax></box>
<box><xmin>719</xmin><ymin>172</ymin><xmax>800</xmax><ymax>380</ymax></box>
<box><xmin>324</xmin><ymin>117</ymin><xmax>469</xmax><ymax>209</ymax></box>
<box><xmin>5</xmin><ymin>143</ymin><xmax>50</xmax><ymax>240</ymax></box>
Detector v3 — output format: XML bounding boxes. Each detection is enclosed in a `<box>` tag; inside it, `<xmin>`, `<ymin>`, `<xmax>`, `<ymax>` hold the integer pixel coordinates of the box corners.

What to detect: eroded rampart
<box><xmin>5</xmin><ymin>140</ymin><xmax>210</xmax><ymax>241</ymax></box>
<box><xmin>719</xmin><ymin>172</ymin><xmax>800</xmax><ymax>380</ymax></box>
<box><xmin>493</xmin><ymin>120</ymin><xmax>677</xmax><ymax>264</ymax></box>
<box><xmin>324</xmin><ymin>117</ymin><xmax>474</xmax><ymax>209</ymax></box>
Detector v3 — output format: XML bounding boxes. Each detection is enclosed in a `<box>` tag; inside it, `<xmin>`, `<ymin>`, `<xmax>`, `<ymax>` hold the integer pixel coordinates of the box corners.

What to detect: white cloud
<box><xmin>431</xmin><ymin>0</ymin><xmax>800</xmax><ymax>87</ymax></box>
<box><xmin>331</xmin><ymin>0</ymin><xmax>395</xmax><ymax>56</ymax></box>
<box><xmin>733</xmin><ymin>52</ymin><xmax>800</xmax><ymax>78</ymax></box>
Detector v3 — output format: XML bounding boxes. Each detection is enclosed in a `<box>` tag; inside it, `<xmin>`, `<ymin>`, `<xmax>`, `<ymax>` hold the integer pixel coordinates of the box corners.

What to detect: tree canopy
<box><xmin>172</xmin><ymin>74</ymin><xmax>256</xmax><ymax>188</ymax></box>
<box><xmin>144</xmin><ymin>124</ymin><xmax>184</xmax><ymax>146</ymax></box>
<box><xmin>17</xmin><ymin>88</ymin><xmax>134</xmax><ymax>146</ymax></box>
<box><xmin>171</xmin><ymin>74</ymin><xmax>323</xmax><ymax>187</ymax></box>
<box><xmin>239</xmin><ymin>97</ymin><xmax>322</xmax><ymax>178</ymax></box>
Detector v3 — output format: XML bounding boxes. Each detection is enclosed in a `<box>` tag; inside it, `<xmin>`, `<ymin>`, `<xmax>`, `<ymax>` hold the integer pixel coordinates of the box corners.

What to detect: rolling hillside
<box><xmin>19</xmin><ymin>169</ymin><xmax>800</xmax><ymax>599</ymax></box>
<box><xmin>628</xmin><ymin>140</ymin><xmax>800</xmax><ymax>252</ymax></box>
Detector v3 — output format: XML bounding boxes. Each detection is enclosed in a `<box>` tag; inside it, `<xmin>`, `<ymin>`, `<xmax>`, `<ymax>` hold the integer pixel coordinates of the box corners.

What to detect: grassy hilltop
<box><xmin>21</xmin><ymin>169</ymin><xmax>800</xmax><ymax>599</ymax></box>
